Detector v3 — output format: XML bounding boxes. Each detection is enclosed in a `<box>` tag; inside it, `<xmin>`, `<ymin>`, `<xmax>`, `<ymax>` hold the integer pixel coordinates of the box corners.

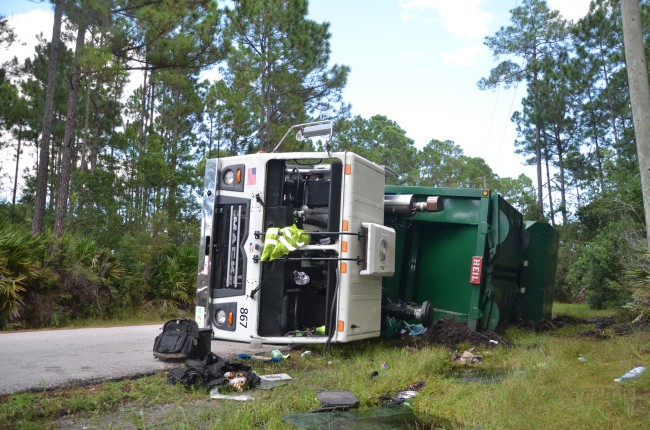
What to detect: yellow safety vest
<box><xmin>260</xmin><ymin>225</ymin><xmax>309</xmax><ymax>261</ymax></box>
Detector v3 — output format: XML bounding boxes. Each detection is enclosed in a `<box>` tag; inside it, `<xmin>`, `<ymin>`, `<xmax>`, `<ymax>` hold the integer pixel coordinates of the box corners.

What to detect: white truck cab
<box><xmin>195</xmin><ymin>122</ymin><xmax>399</xmax><ymax>344</ymax></box>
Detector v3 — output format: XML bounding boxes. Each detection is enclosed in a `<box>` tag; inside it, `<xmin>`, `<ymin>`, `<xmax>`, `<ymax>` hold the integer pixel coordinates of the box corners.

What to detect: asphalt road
<box><xmin>0</xmin><ymin>324</ymin><xmax>276</xmax><ymax>396</ymax></box>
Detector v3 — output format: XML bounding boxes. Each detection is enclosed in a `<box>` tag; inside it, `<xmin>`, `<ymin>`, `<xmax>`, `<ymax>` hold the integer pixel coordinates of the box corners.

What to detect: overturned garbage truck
<box><xmin>195</xmin><ymin>121</ymin><xmax>559</xmax><ymax>344</ymax></box>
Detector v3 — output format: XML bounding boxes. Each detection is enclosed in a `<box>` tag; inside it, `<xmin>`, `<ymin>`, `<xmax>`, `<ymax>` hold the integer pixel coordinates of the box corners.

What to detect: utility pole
<box><xmin>622</xmin><ymin>0</ymin><xmax>650</xmax><ymax>250</ymax></box>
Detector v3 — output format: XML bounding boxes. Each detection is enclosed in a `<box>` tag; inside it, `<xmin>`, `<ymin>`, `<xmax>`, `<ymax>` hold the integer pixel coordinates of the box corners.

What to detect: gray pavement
<box><xmin>0</xmin><ymin>324</ymin><xmax>277</xmax><ymax>396</ymax></box>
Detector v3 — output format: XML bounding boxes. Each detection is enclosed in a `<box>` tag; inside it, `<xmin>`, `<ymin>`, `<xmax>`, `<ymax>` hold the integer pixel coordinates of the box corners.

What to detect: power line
<box><xmin>498</xmin><ymin>82</ymin><xmax>519</xmax><ymax>159</ymax></box>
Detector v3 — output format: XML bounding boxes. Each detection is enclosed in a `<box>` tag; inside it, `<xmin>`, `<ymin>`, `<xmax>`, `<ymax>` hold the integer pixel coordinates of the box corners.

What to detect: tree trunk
<box><xmin>80</xmin><ymin>78</ymin><xmax>91</xmax><ymax>172</ymax></box>
<box><xmin>54</xmin><ymin>23</ymin><xmax>88</xmax><ymax>240</ymax></box>
<box><xmin>622</xmin><ymin>0</ymin><xmax>650</xmax><ymax>250</ymax></box>
<box><xmin>555</xmin><ymin>132</ymin><xmax>568</xmax><ymax>224</ymax></box>
<box><xmin>12</xmin><ymin>125</ymin><xmax>23</xmax><ymax>209</ymax></box>
<box><xmin>599</xmin><ymin>41</ymin><xmax>621</xmax><ymax>150</ymax></box>
<box><xmin>32</xmin><ymin>0</ymin><xmax>63</xmax><ymax>235</ymax></box>
<box><xmin>535</xmin><ymin>124</ymin><xmax>544</xmax><ymax>220</ymax></box>
<box><xmin>587</xmin><ymin>89</ymin><xmax>606</xmax><ymax>191</ymax></box>
<box><xmin>545</xmin><ymin>150</ymin><xmax>555</xmax><ymax>227</ymax></box>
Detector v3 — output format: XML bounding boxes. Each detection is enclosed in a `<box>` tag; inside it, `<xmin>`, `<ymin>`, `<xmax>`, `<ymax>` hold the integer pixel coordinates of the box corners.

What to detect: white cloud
<box><xmin>2</xmin><ymin>10</ymin><xmax>54</xmax><ymax>66</ymax></box>
<box><xmin>548</xmin><ymin>0</ymin><xmax>591</xmax><ymax>22</ymax></box>
<box><xmin>399</xmin><ymin>0</ymin><xmax>493</xmax><ymax>40</ymax></box>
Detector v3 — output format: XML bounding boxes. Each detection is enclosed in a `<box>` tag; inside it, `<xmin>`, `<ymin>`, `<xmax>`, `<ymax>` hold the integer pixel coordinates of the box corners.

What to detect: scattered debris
<box><xmin>453</xmin><ymin>350</ymin><xmax>482</xmax><ymax>365</ymax></box>
<box><xmin>375</xmin><ymin>381</ymin><xmax>426</xmax><ymax>407</ymax></box>
<box><xmin>578</xmin><ymin>356</ymin><xmax>587</xmax><ymax>362</ymax></box>
<box><xmin>237</xmin><ymin>353</ymin><xmax>281</xmax><ymax>362</ymax></box>
<box><xmin>301</xmin><ymin>351</ymin><xmax>312</xmax><ymax>358</ymax></box>
<box><xmin>382</xmin><ymin>361</ymin><xmax>389</xmax><ymax>369</ymax></box>
<box><xmin>409</xmin><ymin>319</ymin><xmax>511</xmax><ymax>350</ymax></box>
<box><xmin>310</xmin><ymin>390</ymin><xmax>360</xmax><ymax>412</ymax></box>
<box><xmin>614</xmin><ymin>366</ymin><xmax>646</xmax><ymax>382</ymax></box>
<box><xmin>167</xmin><ymin>352</ymin><xmax>260</xmax><ymax>391</ymax></box>
<box><xmin>259</xmin><ymin>373</ymin><xmax>292</xmax><ymax>390</ymax></box>
<box><xmin>401</xmin><ymin>323</ymin><xmax>427</xmax><ymax>336</ymax></box>
<box><xmin>209</xmin><ymin>390</ymin><xmax>254</xmax><ymax>401</ymax></box>
<box><xmin>272</xmin><ymin>349</ymin><xmax>290</xmax><ymax>360</ymax></box>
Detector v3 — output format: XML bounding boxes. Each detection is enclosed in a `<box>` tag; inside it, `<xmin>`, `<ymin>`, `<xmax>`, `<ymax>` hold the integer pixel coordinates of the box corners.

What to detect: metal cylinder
<box><xmin>413</xmin><ymin>196</ymin><xmax>443</xmax><ymax>212</ymax></box>
<box><xmin>384</xmin><ymin>194</ymin><xmax>416</xmax><ymax>214</ymax></box>
<box><xmin>385</xmin><ymin>194</ymin><xmax>443</xmax><ymax>214</ymax></box>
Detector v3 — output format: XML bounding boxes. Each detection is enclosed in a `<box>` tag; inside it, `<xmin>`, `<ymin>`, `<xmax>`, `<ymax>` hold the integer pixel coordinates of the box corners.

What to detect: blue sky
<box><xmin>1</xmin><ymin>0</ymin><xmax>591</xmax><ymax>191</ymax></box>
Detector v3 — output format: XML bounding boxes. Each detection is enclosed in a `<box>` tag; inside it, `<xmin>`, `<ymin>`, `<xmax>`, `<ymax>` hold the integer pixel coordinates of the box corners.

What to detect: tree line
<box><xmin>0</xmin><ymin>0</ymin><xmax>648</xmax><ymax>328</ymax></box>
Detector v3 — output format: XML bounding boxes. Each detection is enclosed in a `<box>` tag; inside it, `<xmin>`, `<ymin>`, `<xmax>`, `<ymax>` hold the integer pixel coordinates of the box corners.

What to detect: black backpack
<box><xmin>153</xmin><ymin>318</ymin><xmax>211</xmax><ymax>361</ymax></box>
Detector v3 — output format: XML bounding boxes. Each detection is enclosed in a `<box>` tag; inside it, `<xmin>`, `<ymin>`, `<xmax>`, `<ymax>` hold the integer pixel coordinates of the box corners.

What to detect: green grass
<box><xmin>1</xmin><ymin>303</ymin><xmax>648</xmax><ymax>429</ymax></box>
<box><xmin>553</xmin><ymin>302</ymin><xmax>620</xmax><ymax>319</ymax></box>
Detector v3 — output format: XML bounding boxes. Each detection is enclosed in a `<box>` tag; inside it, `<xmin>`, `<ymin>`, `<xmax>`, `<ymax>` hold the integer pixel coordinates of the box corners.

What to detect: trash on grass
<box><xmin>259</xmin><ymin>373</ymin><xmax>293</xmax><ymax>390</ymax></box>
<box><xmin>382</xmin><ymin>361</ymin><xmax>389</xmax><ymax>369</ymax></box>
<box><xmin>453</xmin><ymin>350</ymin><xmax>482</xmax><ymax>365</ymax></box>
<box><xmin>402</xmin><ymin>323</ymin><xmax>427</xmax><ymax>336</ymax></box>
<box><xmin>310</xmin><ymin>390</ymin><xmax>360</xmax><ymax>412</ymax></box>
<box><xmin>210</xmin><ymin>389</ymin><xmax>254</xmax><ymax>402</ymax></box>
<box><xmin>614</xmin><ymin>366</ymin><xmax>646</xmax><ymax>382</ymax></box>
<box><xmin>237</xmin><ymin>353</ymin><xmax>281</xmax><ymax>362</ymax></box>
<box><xmin>271</xmin><ymin>349</ymin><xmax>290</xmax><ymax>360</ymax></box>
<box><xmin>167</xmin><ymin>352</ymin><xmax>261</xmax><ymax>391</ymax></box>
<box><xmin>376</xmin><ymin>381</ymin><xmax>425</xmax><ymax>407</ymax></box>
<box><xmin>578</xmin><ymin>356</ymin><xmax>587</xmax><ymax>362</ymax></box>
<box><xmin>301</xmin><ymin>351</ymin><xmax>312</xmax><ymax>358</ymax></box>
<box><xmin>395</xmin><ymin>390</ymin><xmax>418</xmax><ymax>400</ymax></box>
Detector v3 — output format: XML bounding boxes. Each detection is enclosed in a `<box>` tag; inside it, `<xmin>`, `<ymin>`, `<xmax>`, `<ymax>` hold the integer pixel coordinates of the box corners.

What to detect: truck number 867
<box><xmin>239</xmin><ymin>307</ymin><xmax>248</xmax><ymax>328</ymax></box>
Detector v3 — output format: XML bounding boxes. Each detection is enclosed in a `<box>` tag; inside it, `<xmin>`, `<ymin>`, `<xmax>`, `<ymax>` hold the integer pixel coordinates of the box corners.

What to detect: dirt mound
<box><xmin>410</xmin><ymin>319</ymin><xmax>511</xmax><ymax>350</ymax></box>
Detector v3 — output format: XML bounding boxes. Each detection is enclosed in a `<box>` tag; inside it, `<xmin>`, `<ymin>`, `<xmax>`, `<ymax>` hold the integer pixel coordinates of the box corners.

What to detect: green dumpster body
<box><xmin>383</xmin><ymin>186</ymin><xmax>527</xmax><ymax>331</ymax></box>
<box><xmin>519</xmin><ymin>221</ymin><xmax>560</xmax><ymax>324</ymax></box>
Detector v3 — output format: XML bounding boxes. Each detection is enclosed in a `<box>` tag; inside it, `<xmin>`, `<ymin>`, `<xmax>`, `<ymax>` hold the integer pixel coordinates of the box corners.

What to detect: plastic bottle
<box><xmin>614</xmin><ymin>366</ymin><xmax>646</xmax><ymax>382</ymax></box>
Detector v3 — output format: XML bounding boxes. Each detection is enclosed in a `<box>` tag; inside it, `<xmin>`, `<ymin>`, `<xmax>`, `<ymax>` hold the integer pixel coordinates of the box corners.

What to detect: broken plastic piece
<box><xmin>271</xmin><ymin>349</ymin><xmax>290</xmax><ymax>360</ymax></box>
<box><xmin>237</xmin><ymin>353</ymin><xmax>280</xmax><ymax>362</ymax></box>
<box><xmin>454</xmin><ymin>351</ymin><xmax>482</xmax><ymax>365</ymax></box>
<box><xmin>259</xmin><ymin>373</ymin><xmax>292</xmax><ymax>389</ymax></box>
<box><xmin>615</xmin><ymin>366</ymin><xmax>645</xmax><ymax>382</ymax></box>
<box><xmin>210</xmin><ymin>389</ymin><xmax>254</xmax><ymax>401</ymax></box>
<box><xmin>315</xmin><ymin>390</ymin><xmax>360</xmax><ymax>411</ymax></box>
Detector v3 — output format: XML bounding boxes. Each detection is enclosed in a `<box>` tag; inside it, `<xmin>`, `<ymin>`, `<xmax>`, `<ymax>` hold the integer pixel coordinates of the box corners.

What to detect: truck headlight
<box><xmin>223</xmin><ymin>169</ymin><xmax>235</xmax><ymax>185</ymax></box>
<box><xmin>216</xmin><ymin>309</ymin><xmax>227</xmax><ymax>325</ymax></box>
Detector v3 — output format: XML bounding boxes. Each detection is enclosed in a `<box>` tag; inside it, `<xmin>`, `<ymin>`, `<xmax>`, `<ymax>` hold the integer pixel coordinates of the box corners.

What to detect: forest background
<box><xmin>0</xmin><ymin>0</ymin><xmax>649</xmax><ymax>329</ymax></box>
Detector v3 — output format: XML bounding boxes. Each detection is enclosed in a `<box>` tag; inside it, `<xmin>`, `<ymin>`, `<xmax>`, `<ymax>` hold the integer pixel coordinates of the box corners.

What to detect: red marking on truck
<box><xmin>469</xmin><ymin>256</ymin><xmax>482</xmax><ymax>285</ymax></box>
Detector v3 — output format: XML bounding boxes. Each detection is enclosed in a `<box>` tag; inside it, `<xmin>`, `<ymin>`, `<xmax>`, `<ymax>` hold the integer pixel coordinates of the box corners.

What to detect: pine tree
<box><xmin>478</xmin><ymin>0</ymin><xmax>567</xmax><ymax>220</ymax></box>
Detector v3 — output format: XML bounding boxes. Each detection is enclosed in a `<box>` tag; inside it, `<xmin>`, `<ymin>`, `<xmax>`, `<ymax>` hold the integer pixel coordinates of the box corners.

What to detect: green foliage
<box><xmin>224</xmin><ymin>0</ymin><xmax>349</xmax><ymax>152</ymax></box>
<box><xmin>0</xmin><ymin>222</ymin><xmax>47</xmax><ymax>326</ymax></box>
<box><xmin>564</xmin><ymin>228</ymin><xmax>629</xmax><ymax>309</ymax></box>
<box><xmin>557</xmin><ymin>164</ymin><xmax>645</xmax><ymax>309</ymax></box>
<box><xmin>332</xmin><ymin>115</ymin><xmax>418</xmax><ymax>184</ymax></box>
<box><xmin>113</xmin><ymin>232</ymin><xmax>198</xmax><ymax>320</ymax></box>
